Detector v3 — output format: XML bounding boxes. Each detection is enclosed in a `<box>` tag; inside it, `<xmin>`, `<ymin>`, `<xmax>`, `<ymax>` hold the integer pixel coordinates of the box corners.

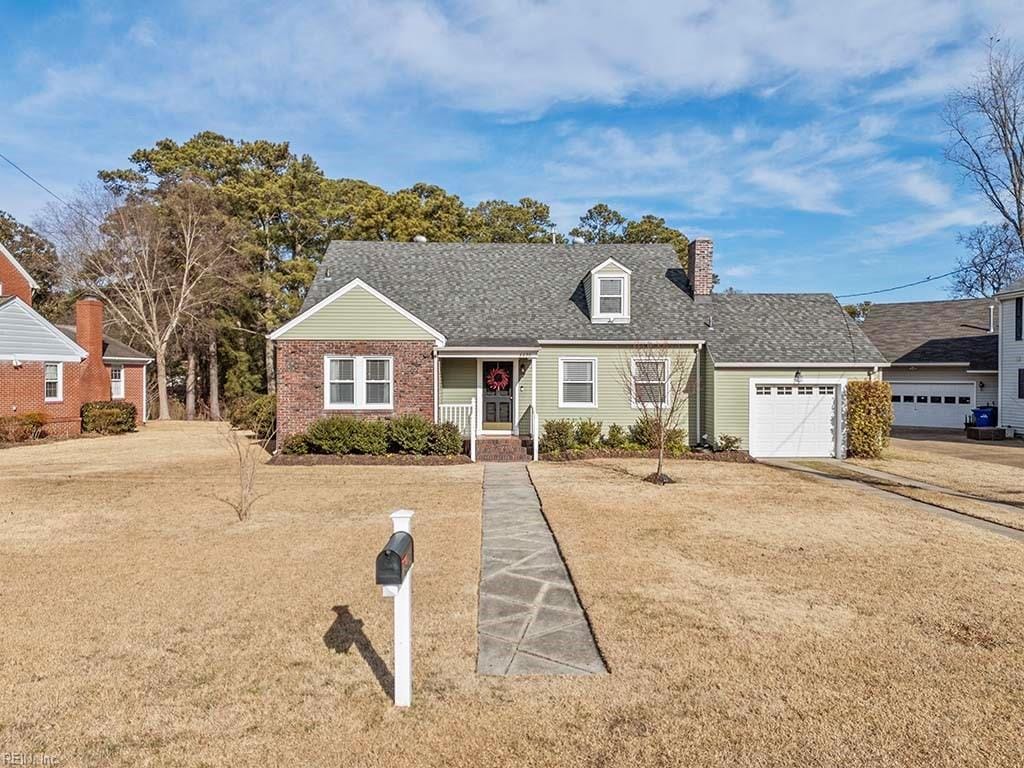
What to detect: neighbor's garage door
<box><xmin>749</xmin><ymin>383</ymin><xmax>837</xmax><ymax>458</ymax></box>
<box><xmin>890</xmin><ymin>383</ymin><xmax>974</xmax><ymax>428</ymax></box>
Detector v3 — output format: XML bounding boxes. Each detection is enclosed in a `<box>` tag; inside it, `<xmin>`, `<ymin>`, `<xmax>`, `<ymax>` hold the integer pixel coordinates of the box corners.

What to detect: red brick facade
<box><xmin>276</xmin><ymin>339</ymin><xmax>436</xmax><ymax>440</ymax></box>
<box><xmin>0</xmin><ymin>360</ymin><xmax>146</xmax><ymax>436</ymax></box>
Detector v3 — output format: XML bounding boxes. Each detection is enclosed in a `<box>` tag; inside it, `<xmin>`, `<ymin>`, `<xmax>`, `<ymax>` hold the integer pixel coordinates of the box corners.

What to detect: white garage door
<box><xmin>749</xmin><ymin>383</ymin><xmax>838</xmax><ymax>458</ymax></box>
<box><xmin>890</xmin><ymin>383</ymin><xmax>974</xmax><ymax>428</ymax></box>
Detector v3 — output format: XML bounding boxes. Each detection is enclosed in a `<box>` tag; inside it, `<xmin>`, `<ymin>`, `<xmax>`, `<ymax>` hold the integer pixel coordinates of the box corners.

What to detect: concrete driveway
<box><xmin>890</xmin><ymin>427</ymin><xmax>1024</xmax><ymax>468</ymax></box>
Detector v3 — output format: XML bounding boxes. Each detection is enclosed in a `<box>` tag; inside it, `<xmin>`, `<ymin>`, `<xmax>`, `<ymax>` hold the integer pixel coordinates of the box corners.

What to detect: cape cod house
<box><xmin>270</xmin><ymin>238</ymin><xmax>886</xmax><ymax>459</ymax></box>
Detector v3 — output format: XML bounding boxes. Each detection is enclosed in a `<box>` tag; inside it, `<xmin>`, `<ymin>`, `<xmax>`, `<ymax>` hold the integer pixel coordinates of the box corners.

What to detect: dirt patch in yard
<box><xmin>2</xmin><ymin>426</ymin><xmax>1023</xmax><ymax>766</ymax></box>
<box><xmin>542</xmin><ymin>448</ymin><xmax>754</xmax><ymax>462</ymax></box>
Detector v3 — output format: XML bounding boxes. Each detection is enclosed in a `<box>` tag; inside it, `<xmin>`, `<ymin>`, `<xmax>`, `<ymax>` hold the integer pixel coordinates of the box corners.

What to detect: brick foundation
<box><xmin>276</xmin><ymin>340</ymin><xmax>436</xmax><ymax>440</ymax></box>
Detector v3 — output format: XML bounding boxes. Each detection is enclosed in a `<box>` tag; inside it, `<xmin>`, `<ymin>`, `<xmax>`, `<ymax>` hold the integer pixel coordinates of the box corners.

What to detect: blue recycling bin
<box><xmin>972</xmin><ymin>407</ymin><xmax>994</xmax><ymax>427</ymax></box>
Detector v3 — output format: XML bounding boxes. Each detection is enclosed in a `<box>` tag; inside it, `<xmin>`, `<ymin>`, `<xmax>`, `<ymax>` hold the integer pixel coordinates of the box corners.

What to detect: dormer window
<box><xmin>589</xmin><ymin>257</ymin><xmax>631</xmax><ymax>323</ymax></box>
<box><xmin>598</xmin><ymin>277</ymin><xmax>623</xmax><ymax>315</ymax></box>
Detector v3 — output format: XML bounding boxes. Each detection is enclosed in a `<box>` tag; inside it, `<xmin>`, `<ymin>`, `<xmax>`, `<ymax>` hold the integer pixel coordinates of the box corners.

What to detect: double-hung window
<box><xmin>44</xmin><ymin>362</ymin><xmax>63</xmax><ymax>402</ymax></box>
<box><xmin>598</xmin><ymin>277</ymin><xmax>624</xmax><ymax>316</ymax></box>
<box><xmin>631</xmin><ymin>358</ymin><xmax>669</xmax><ymax>407</ymax></box>
<box><xmin>110</xmin><ymin>365</ymin><xmax>125</xmax><ymax>399</ymax></box>
<box><xmin>324</xmin><ymin>356</ymin><xmax>393</xmax><ymax>409</ymax></box>
<box><xmin>559</xmin><ymin>358</ymin><xmax>597</xmax><ymax>408</ymax></box>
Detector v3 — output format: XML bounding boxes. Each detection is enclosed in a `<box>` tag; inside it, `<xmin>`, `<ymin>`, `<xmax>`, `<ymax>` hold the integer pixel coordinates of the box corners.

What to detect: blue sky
<box><xmin>0</xmin><ymin>0</ymin><xmax>1019</xmax><ymax>299</ymax></box>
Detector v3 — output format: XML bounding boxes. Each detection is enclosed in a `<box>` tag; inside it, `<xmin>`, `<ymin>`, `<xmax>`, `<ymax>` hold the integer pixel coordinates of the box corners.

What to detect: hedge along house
<box><xmin>0</xmin><ymin>243</ymin><xmax>151</xmax><ymax>436</ymax></box>
<box><xmin>270</xmin><ymin>239</ymin><xmax>886</xmax><ymax>460</ymax></box>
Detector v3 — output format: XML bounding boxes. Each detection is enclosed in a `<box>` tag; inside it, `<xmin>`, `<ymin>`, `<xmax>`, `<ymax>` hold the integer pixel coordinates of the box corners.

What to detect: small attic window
<box><xmin>598</xmin><ymin>277</ymin><xmax>623</xmax><ymax>315</ymax></box>
<box><xmin>589</xmin><ymin>257</ymin><xmax>631</xmax><ymax>323</ymax></box>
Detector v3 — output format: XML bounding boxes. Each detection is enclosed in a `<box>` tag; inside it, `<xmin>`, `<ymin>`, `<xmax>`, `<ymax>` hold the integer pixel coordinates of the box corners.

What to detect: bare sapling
<box><xmin>616</xmin><ymin>345</ymin><xmax>692</xmax><ymax>484</ymax></box>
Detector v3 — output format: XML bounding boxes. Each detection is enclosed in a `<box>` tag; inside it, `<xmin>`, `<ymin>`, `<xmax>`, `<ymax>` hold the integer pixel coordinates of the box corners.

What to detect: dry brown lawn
<box><xmin>851</xmin><ymin>445</ymin><xmax>1024</xmax><ymax>506</ymax></box>
<box><xmin>2</xmin><ymin>425</ymin><xmax>1023</xmax><ymax>766</ymax></box>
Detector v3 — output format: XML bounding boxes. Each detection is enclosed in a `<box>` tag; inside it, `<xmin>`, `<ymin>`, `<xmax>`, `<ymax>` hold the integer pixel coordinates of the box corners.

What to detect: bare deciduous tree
<box><xmin>950</xmin><ymin>222</ymin><xmax>1024</xmax><ymax>297</ymax></box>
<box><xmin>219</xmin><ymin>405</ymin><xmax>275</xmax><ymax>521</ymax></box>
<box><xmin>945</xmin><ymin>41</ymin><xmax>1024</xmax><ymax>255</ymax></box>
<box><xmin>616</xmin><ymin>346</ymin><xmax>693</xmax><ymax>484</ymax></box>
<box><xmin>48</xmin><ymin>181</ymin><xmax>242</xmax><ymax>419</ymax></box>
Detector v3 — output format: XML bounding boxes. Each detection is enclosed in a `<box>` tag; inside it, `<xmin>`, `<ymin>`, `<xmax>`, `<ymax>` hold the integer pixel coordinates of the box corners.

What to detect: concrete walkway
<box><xmin>477</xmin><ymin>464</ymin><xmax>606</xmax><ymax>676</ymax></box>
<box><xmin>764</xmin><ymin>459</ymin><xmax>1024</xmax><ymax>542</ymax></box>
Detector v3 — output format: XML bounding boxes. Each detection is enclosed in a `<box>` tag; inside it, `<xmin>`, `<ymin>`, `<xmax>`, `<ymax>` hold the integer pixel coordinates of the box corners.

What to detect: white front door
<box><xmin>890</xmin><ymin>383</ymin><xmax>974</xmax><ymax>428</ymax></box>
<box><xmin>749</xmin><ymin>382</ymin><xmax>838</xmax><ymax>458</ymax></box>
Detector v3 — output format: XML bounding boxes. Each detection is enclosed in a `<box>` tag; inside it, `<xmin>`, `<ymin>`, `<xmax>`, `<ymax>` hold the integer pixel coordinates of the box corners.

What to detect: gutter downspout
<box><xmin>694</xmin><ymin>348</ymin><xmax>701</xmax><ymax>443</ymax></box>
<box><xmin>142</xmin><ymin>362</ymin><xmax>149</xmax><ymax>423</ymax></box>
<box><xmin>432</xmin><ymin>351</ymin><xmax>439</xmax><ymax>424</ymax></box>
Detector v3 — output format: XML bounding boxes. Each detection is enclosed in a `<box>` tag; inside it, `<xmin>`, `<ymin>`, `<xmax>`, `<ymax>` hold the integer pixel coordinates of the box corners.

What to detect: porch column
<box><xmin>432</xmin><ymin>353</ymin><xmax>439</xmax><ymax>423</ymax></box>
<box><xmin>531</xmin><ymin>357</ymin><xmax>538</xmax><ymax>461</ymax></box>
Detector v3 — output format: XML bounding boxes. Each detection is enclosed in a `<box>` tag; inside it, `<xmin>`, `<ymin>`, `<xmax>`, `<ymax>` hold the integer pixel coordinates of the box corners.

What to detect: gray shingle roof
<box><xmin>859</xmin><ymin>298</ymin><xmax>998</xmax><ymax>370</ymax></box>
<box><xmin>998</xmin><ymin>277</ymin><xmax>1024</xmax><ymax>296</ymax></box>
<box><xmin>57</xmin><ymin>325</ymin><xmax>151</xmax><ymax>361</ymax></box>
<box><xmin>301</xmin><ymin>241</ymin><xmax>885</xmax><ymax>365</ymax></box>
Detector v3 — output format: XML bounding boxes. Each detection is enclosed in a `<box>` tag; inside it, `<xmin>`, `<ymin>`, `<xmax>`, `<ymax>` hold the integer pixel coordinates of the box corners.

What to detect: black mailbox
<box><xmin>375</xmin><ymin>531</ymin><xmax>414</xmax><ymax>586</ymax></box>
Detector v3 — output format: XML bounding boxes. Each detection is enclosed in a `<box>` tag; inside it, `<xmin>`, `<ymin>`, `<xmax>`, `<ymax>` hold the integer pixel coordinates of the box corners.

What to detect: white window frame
<box><xmin>323</xmin><ymin>355</ymin><xmax>394</xmax><ymax>410</ymax></box>
<box><xmin>110</xmin><ymin>365</ymin><xmax>125</xmax><ymax>400</ymax></box>
<box><xmin>558</xmin><ymin>356</ymin><xmax>598</xmax><ymax>408</ymax></box>
<box><xmin>598</xmin><ymin>277</ymin><xmax>625</xmax><ymax>316</ymax></box>
<box><xmin>44</xmin><ymin>362</ymin><xmax>63</xmax><ymax>402</ymax></box>
<box><xmin>590</xmin><ymin>264</ymin><xmax>631</xmax><ymax>323</ymax></box>
<box><xmin>630</xmin><ymin>357</ymin><xmax>671</xmax><ymax>408</ymax></box>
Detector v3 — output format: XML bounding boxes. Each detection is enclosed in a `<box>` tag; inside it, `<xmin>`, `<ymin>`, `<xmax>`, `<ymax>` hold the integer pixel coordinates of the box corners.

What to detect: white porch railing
<box><xmin>438</xmin><ymin>397</ymin><xmax>477</xmax><ymax>462</ymax></box>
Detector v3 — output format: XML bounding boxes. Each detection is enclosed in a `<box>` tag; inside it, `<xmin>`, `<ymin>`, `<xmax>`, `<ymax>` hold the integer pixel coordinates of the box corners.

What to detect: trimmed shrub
<box><xmin>428</xmin><ymin>422</ymin><xmax>465</xmax><ymax>456</ymax></box>
<box><xmin>575</xmin><ymin>418</ymin><xmax>603</xmax><ymax>448</ymax></box>
<box><xmin>0</xmin><ymin>412</ymin><xmax>47</xmax><ymax>442</ymax></box>
<box><xmin>847</xmin><ymin>380</ymin><xmax>893</xmax><ymax>458</ymax></box>
<box><xmin>540</xmin><ymin>419</ymin><xmax>577</xmax><ymax>453</ymax></box>
<box><xmin>603</xmin><ymin>423</ymin><xmax>627</xmax><ymax>448</ymax></box>
<box><xmin>717</xmin><ymin>434</ymin><xmax>742</xmax><ymax>451</ymax></box>
<box><xmin>629</xmin><ymin>415</ymin><xmax>688</xmax><ymax>454</ymax></box>
<box><xmin>81</xmin><ymin>401</ymin><xmax>137</xmax><ymax>435</ymax></box>
<box><xmin>306</xmin><ymin>416</ymin><xmax>362</xmax><ymax>455</ymax></box>
<box><xmin>389</xmin><ymin>414</ymin><xmax>433</xmax><ymax>454</ymax></box>
<box><xmin>228</xmin><ymin>394</ymin><xmax>276</xmax><ymax>440</ymax></box>
<box><xmin>353</xmin><ymin>419</ymin><xmax>389</xmax><ymax>455</ymax></box>
<box><xmin>281</xmin><ymin>433</ymin><xmax>310</xmax><ymax>455</ymax></box>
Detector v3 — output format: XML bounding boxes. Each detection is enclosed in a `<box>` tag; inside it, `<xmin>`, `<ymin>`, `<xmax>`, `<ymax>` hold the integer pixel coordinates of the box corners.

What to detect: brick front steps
<box><xmin>476</xmin><ymin>437</ymin><xmax>533</xmax><ymax>463</ymax></box>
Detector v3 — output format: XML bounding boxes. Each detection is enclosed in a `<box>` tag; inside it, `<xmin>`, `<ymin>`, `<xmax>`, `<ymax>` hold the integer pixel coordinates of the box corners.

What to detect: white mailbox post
<box><xmin>376</xmin><ymin>509</ymin><xmax>414</xmax><ymax>707</ymax></box>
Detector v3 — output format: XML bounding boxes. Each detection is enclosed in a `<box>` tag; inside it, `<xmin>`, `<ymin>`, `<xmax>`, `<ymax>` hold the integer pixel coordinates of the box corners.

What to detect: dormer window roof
<box><xmin>589</xmin><ymin>257</ymin><xmax>631</xmax><ymax>323</ymax></box>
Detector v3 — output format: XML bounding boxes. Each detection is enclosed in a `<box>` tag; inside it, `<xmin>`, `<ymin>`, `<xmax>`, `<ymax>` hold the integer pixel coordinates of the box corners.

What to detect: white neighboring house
<box><xmin>996</xmin><ymin>279</ymin><xmax>1024</xmax><ymax>436</ymax></box>
<box><xmin>860</xmin><ymin>298</ymin><xmax>999</xmax><ymax>429</ymax></box>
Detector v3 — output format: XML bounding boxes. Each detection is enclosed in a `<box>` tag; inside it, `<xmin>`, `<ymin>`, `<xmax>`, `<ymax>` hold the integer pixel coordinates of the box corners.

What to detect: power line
<box><xmin>0</xmin><ymin>150</ymin><xmax>75</xmax><ymax>208</ymax></box>
<box><xmin>836</xmin><ymin>267</ymin><xmax>965</xmax><ymax>299</ymax></box>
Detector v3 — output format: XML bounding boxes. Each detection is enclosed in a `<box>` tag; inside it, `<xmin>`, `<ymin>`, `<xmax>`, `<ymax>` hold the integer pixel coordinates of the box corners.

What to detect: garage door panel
<box><xmin>890</xmin><ymin>383</ymin><xmax>973</xmax><ymax>428</ymax></box>
<box><xmin>750</xmin><ymin>383</ymin><xmax>837</xmax><ymax>458</ymax></box>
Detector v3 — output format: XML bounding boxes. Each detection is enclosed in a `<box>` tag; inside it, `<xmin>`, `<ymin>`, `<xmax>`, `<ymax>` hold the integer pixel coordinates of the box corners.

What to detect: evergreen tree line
<box><xmin>5</xmin><ymin>131</ymin><xmax>692</xmax><ymax>418</ymax></box>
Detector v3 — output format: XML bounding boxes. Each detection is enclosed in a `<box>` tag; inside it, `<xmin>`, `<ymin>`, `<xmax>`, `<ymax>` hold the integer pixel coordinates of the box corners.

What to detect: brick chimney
<box><xmin>687</xmin><ymin>237</ymin><xmax>714</xmax><ymax>300</ymax></box>
<box><xmin>0</xmin><ymin>243</ymin><xmax>35</xmax><ymax>306</ymax></box>
<box><xmin>76</xmin><ymin>296</ymin><xmax>109</xmax><ymax>402</ymax></box>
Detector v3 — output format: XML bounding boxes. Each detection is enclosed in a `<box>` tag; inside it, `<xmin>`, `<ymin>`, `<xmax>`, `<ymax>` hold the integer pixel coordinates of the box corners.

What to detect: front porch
<box><xmin>434</xmin><ymin>348</ymin><xmax>540</xmax><ymax>461</ymax></box>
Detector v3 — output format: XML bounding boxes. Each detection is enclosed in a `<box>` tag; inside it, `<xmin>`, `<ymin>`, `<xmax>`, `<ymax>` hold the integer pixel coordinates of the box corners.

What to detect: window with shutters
<box><xmin>559</xmin><ymin>358</ymin><xmax>597</xmax><ymax>408</ymax></box>
<box><xmin>631</xmin><ymin>358</ymin><xmax>669</xmax><ymax>406</ymax></box>
<box><xmin>324</xmin><ymin>356</ymin><xmax>393</xmax><ymax>409</ymax></box>
<box><xmin>1017</xmin><ymin>297</ymin><xmax>1023</xmax><ymax>341</ymax></box>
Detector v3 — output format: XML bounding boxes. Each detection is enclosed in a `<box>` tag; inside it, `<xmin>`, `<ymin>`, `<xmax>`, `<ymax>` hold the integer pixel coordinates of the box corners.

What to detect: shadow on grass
<box><xmin>324</xmin><ymin>605</ymin><xmax>394</xmax><ymax>699</ymax></box>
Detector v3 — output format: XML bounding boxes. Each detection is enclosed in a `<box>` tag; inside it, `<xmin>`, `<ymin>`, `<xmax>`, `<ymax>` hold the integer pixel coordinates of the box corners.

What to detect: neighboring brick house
<box><xmin>270</xmin><ymin>239</ymin><xmax>887</xmax><ymax>460</ymax></box>
<box><xmin>0</xmin><ymin>243</ymin><xmax>151</xmax><ymax>436</ymax></box>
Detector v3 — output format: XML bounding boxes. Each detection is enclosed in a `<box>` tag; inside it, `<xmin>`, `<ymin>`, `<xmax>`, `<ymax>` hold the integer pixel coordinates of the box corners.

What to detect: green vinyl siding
<box><xmin>535</xmin><ymin>345</ymin><xmax>698</xmax><ymax>441</ymax></box>
<box><xmin>439</xmin><ymin>358</ymin><xmax>476</xmax><ymax>405</ymax></box>
<box><xmin>276</xmin><ymin>285</ymin><xmax>436</xmax><ymax>341</ymax></box>
<box><xmin>701</xmin><ymin>348</ymin><xmax>716</xmax><ymax>441</ymax></box>
<box><xmin>712</xmin><ymin>367</ymin><xmax>871</xmax><ymax>449</ymax></box>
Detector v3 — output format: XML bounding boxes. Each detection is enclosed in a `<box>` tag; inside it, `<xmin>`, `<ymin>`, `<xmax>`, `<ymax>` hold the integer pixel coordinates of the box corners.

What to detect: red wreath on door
<box><xmin>486</xmin><ymin>366</ymin><xmax>511</xmax><ymax>391</ymax></box>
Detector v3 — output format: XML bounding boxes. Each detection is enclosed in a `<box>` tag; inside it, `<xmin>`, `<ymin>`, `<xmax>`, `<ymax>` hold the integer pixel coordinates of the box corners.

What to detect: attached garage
<box><xmin>749</xmin><ymin>381</ymin><xmax>840</xmax><ymax>458</ymax></box>
<box><xmin>889</xmin><ymin>382</ymin><xmax>974</xmax><ymax>428</ymax></box>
